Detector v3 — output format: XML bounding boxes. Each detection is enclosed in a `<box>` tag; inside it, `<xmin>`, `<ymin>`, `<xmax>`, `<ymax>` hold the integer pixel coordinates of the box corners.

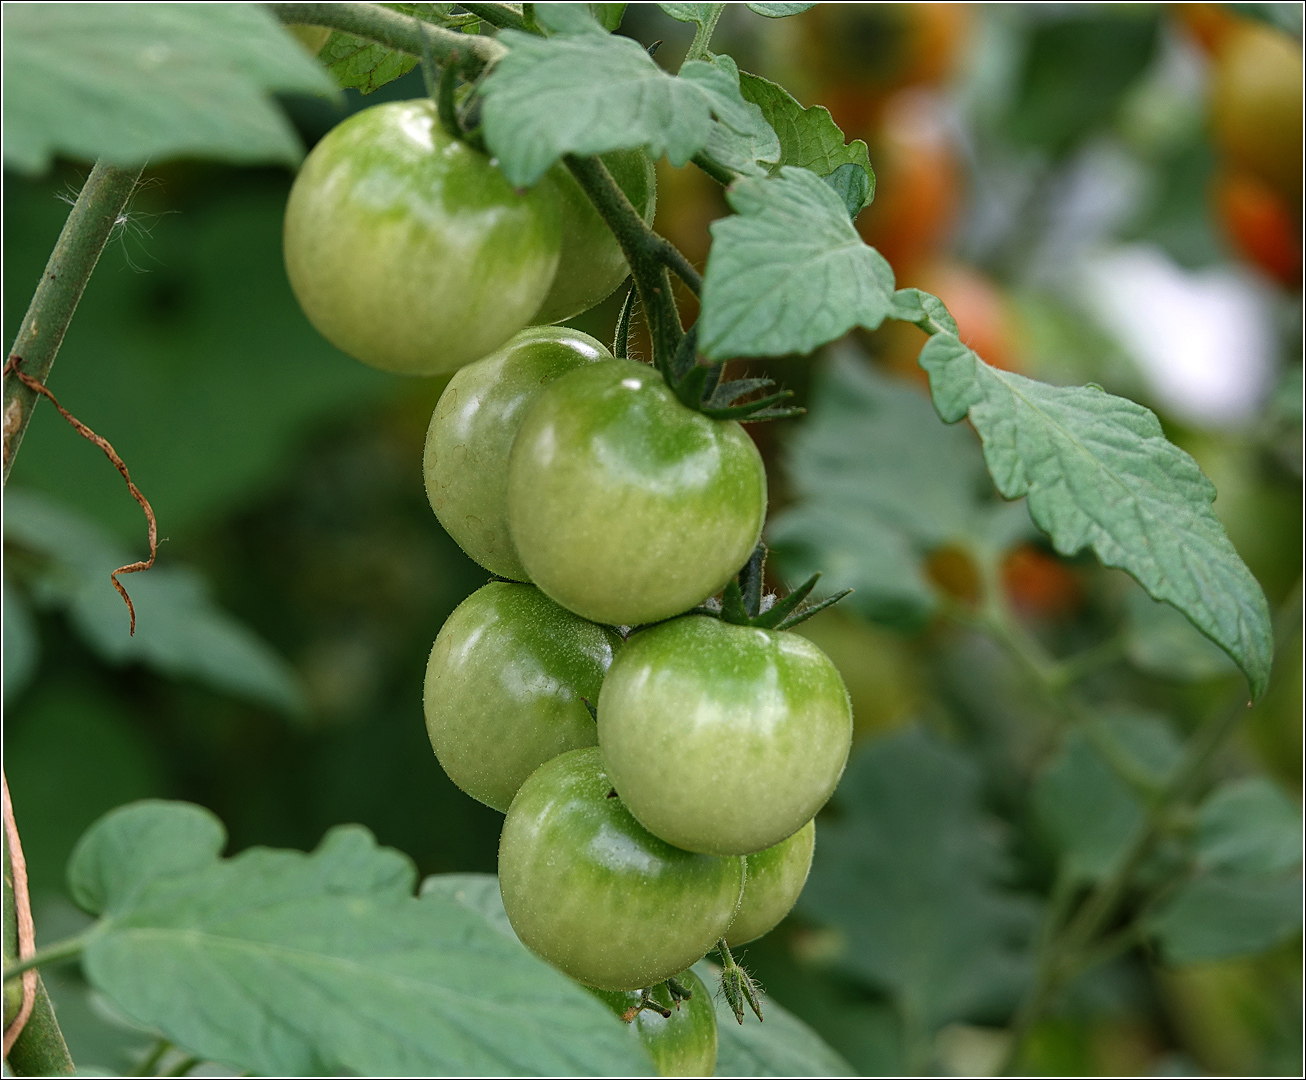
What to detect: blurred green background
<box><xmin>3</xmin><ymin>4</ymin><xmax>1301</xmax><ymax>1075</ymax></box>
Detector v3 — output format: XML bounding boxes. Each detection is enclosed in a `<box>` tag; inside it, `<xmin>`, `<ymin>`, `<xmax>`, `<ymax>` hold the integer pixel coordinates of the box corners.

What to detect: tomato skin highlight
<box><xmin>424</xmin><ymin>582</ymin><xmax>620</xmax><ymax>812</ymax></box>
<box><xmin>598</xmin><ymin>616</ymin><xmax>852</xmax><ymax>856</ymax></box>
<box><xmin>726</xmin><ymin>819</ymin><xmax>815</xmax><ymax>947</ymax></box>
<box><xmin>535</xmin><ymin>149</ymin><xmax>657</xmax><ymax>325</ymax></box>
<box><xmin>588</xmin><ymin>969</ymin><xmax>718</xmax><ymax>1077</ymax></box>
<box><xmin>499</xmin><ymin>748</ymin><xmax>745</xmax><ymax>991</ymax></box>
<box><xmin>284</xmin><ymin>99</ymin><xmax>562</xmax><ymax>376</ymax></box>
<box><xmin>507</xmin><ymin>359</ymin><xmax>767</xmax><ymax>627</ymax></box>
<box><xmin>424</xmin><ymin>327</ymin><xmax>611</xmax><ymax>580</ymax></box>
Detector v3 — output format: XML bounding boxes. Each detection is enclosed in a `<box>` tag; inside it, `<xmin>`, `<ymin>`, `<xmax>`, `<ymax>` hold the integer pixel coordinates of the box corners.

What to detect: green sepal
<box><xmin>751</xmin><ymin>571</ymin><xmax>818</xmax><ymax>629</ymax></box>
<box><xmin>772</xmin><ymin>587</ymin><xmax>853</xmax><ymax>631</ymax></box>
<box><xmin>698</xmin><ymin>389</ymin><xmax>798</xmax><ymax>421</ymax></box>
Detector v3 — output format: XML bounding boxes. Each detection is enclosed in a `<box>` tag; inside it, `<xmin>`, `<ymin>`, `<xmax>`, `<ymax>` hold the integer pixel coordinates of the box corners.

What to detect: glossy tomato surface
<box><xmin>726</xmin><ymin>819</ymin><xmax>815</xmax><ymax>946</ymax></box>
<box><xmin>507</xmin><ymin>359</ymin><xmax>766</xmax><ymax>626</ymax></box>
<box><xmin>598</xmin><ymin>616</ymin><xmax>851</xmax><ymax>855</ymax></box>
<box><xmin>499</xmin><ymin>748</ymin><xmax>744</xmax><ymax>991</ymax></box>
<box><xmin>423</xmin><ymin>327</ymin><xmax>611</xmax><ymax>580</ymax></box>
<box><xmin>424</xmin><ymin>583</ymin><xmax>620</xmax><ymax>811</ymax></box>
<box><xmin>535</xmin><ymin>148</ymin><xmax>657</xmax><ymax>325</ymax></box>
<box><xmin>589</xmin><ymin>968</ymin><xmax>718</xmax><ymax>1077</ymax></box>
<box><xmin>284</xmin><ymin>99</ymin><xmax>561</xmax><ymax>375</ymax></box>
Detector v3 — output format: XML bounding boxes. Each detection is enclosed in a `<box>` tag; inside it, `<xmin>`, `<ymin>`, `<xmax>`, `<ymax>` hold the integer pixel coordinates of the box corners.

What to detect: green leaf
<box><xmin>691</xmin><ymin>960</ymin><xmax>856</xmax><ymax>1076</ymax></box>
<box><xmin>1148</xmin><ymin>873</ymin><xmax>1302</xmax><ymax>964</ymax></box>
<box><xmin>589</xmin><ymin>4</ymin><xmax>629</xmax><ymax>32</ymax></box>
<box><xmin>1034</xmin><ymin>730</ymin><xmax>1142</xmax><ymax>883</ymax></box>
<box><xmin>916</xmin><ymin>331</ymin><xmax>1274</xmax><ymax>698</ymax></box>
<box><xmin>767</xmin><ymin>352</ymin><xmax>998</xmax><ymax>630</ymax></box>
<box><xmin>737</xmin><ymin>72</ymin><xmax>874</xmax><ymax>208</ymax></box>
<box><xmin>69</xmin><ymin>802</ymin><xmax>653</xmax><ymax>1076</ymax></box>
<box><xmin>317</xmin><ymin>31</ymin><xmax>419</xmax><ymax>94</ymax></box>
<box><xmin>2</xmin><ymin>575</ymin><xmax>38</xmax><ymax>704</ymax></box>
<box><xmin>3</xmin><ymin>489</ymin><xmax>305</xmax><ymax>715</ymax></box>
<box><xmin>701</xmin><ymin>55</ymin><xmax>781</xmax><ymax>179</ymax></box>
<box><xmin>1196</xmin><ymin>778</ymin><xmax>1303</xmax><ymax>878</ymax></box>
<box><xmin>2</xmin><ymin>3</ymin><xmax>336</xmax><ymax>174</ymax></box>
<box><xmin>800</xmin><ymin>728</ymin><xmax>1037</xmax><ymax>1032</ymax></box>
<box><xmin>822</xmin><ymin>163</ymin><xmax>870</xmax><ymax>219</ymax></box>
<box><xmin>657</xmin><ymin>3</ymin><xmax>724</xmax><ymax>24</ymax></box>
<box><xmin>699</xmin><ymin>168</ymin><xmax>895</xmax><ymax>360</ymax></box>
<box><xmin>419</xmin><ymin>871</ymin><xmax>516</xmax><ymax>939</ymax></box>
<box><xmin>745</xmin><ymin>2</ymin><xmax>817</xmax><ymax>15</ymax></box>
<box><xmin>1231</xmin><ymin>2</ymin><xmax>1305</xmax><ymax>41</ymax></box>
<box><xmin>481</xmin><ymin>31</ymin><xmax>757</xmax><ymax>186</ymax></box>
<box><xmin>1124</xmin><ymin>587</ymin><xmax>1238</xmax><ymax>683</ymax></box>
<box><xmin>535</xmin><ymin>3</ymin><xmax>608</xmax><ymax>35</ymax></box>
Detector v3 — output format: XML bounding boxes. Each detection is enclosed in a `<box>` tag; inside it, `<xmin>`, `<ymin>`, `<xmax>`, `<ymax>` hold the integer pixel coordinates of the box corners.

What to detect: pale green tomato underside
<box><xmin>599</xmin><ymin>617</ymin><xmax>851</xmax><ymax>855</ymax></box>
<box><xmin>423</xmin><ymin>326</ymin><xmax>611</xmax><ymax>581</ymax></box>
<box><xmin>507</xmin><ymin>360</ymin><xmax>767</xmax><ymax>626</ymax></box>
<box><xmin>499</xmin><ymin>748</ymin><xmax>744</xmax><ymax>991</ymax></box>
<box><xmin>533</xmin><ymin>148</ymin><xmax>657</xmax><ymax>326</ymax></box>
<box><xmin>588</xmin><ymin>968</ymin><xmax>718</xmax><ymax>1077</ymax></box>
<box><xmin>726</xmin><ymin>818</ymin><xmax>815</xmax><ymax>947</ymax></box>
<box><xmin>284</xmin><ymin>99</ymin><xmax>561</xmax><ymax>376</ymax></box>
<box><xmin>424</xmin><ymin>583</ymin><xmax>620</xmax><ymax>811</ymax></box>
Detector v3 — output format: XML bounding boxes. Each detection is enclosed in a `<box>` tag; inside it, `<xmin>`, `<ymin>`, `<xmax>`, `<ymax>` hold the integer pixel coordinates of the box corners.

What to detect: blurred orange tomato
<box><xmin>856</xmin><ymin>89</ymin><xmax>962</xmax><ymax>274</ymax></box>
<box><xmin>1214</xmin><ymin>169</ymin><xmax>1302</xmax><ymax>285</ymax></box>
<box><xmin>1173</xmin><ymin>3</ymin><xmax>1242</xmax><ymax>56</ymax></box>
<box><xmin>1210</xmin><ymin>20</ymin><xmax>1303</xmax><ymax>205</ymax></box>
<box><xmin>1002</xmin><ymin>544</ymin><xmax>1082</xmax><ymax>620</ymax></box>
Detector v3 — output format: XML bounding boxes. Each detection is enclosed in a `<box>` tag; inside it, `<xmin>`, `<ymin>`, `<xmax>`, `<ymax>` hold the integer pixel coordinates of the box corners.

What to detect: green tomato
<box><xmin>499</xmin><ymin>747</ymin><xmax>744</xmax><ymax>991</ymax></box>
<box><xmin>507</xmin><ymin>359</ymin><xmax>766</xmax><ymax>626</ymax></box>
<box><xmin>423</xmin><ymin>326</ymin><xmax>611</xmax><ymax>580</ymax></box>
<box><xmin>598</xmin><ymin>616</ymin><xmax>851</xmax><ymax>855</ymax></box>
<box><xmin>424</xmin><ymin>582</ymin><xmax>620</xmax><ymax>812</ymax></box>
<box><xmin>726</xmin><ymin>819</ymin><xmax>815</xmax><ymax>947</ymax></box>
<box><xmin>283</xmin><ymin>99</ymin><xmax>561</xmax><ymax>376</ymax></box>
<box><xmin>534</xmin><ymin>149</ymin><xmax>657</xmax><ymax>325</ymax></box>
<box><xmin>588</xmin><ymin>969</ymin><xmax>718</xmax><ymax>1077</ymax></box>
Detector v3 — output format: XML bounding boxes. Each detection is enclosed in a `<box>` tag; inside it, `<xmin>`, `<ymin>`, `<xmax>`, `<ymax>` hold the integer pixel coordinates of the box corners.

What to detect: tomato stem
<box><xmin>266</xmin><ymin>3</ymin><xmax>507</xmax><ymax>67</ymax></box>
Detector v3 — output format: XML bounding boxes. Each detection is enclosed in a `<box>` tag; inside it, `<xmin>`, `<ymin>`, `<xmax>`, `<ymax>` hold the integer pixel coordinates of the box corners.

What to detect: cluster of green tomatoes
<box><xmin>284</xmin><ymin>97</ymin><xmax>853</xmax><ymax>1074</ymax></box>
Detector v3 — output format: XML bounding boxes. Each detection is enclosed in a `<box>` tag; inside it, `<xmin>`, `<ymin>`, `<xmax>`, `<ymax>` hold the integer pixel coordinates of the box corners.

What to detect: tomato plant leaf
<box><xmin>692</xmin><ymin>961</ymin><xmax>857</xmax><ymax>1076</ymax></box>
<box><xmin>3</xmin><ymin>490</ymin><xmax>306</xmax><ymax>716</ymax></box>
<box><xmin>68</xmin><ymin>803</ymin><xmax>653</xmax><ymax>1077</ymax></box>
<box><xmin>745</xmin><ymin>2</ymin><xmax>818</xmax><ymax>16</ymax></box>
<box><xmin>917</xmin><ymin>331</ymin><xmax>1275</xmax><ymax>698</ymax></box>
<box><xmin>822</xmin><ymin>162</ymin><xmax>870</xmax><ymax>219</ymax></box>
<box><xmin>1195</xmin><ymin>778</ymin><xmax>1303</xmax><ymax>878</ymax></box>
<box><xmin>2</xmin><ymin>3</ymin><xmax>336</xmax><ymax>174</ymax></box>
<box><xmin>657</xmin><ymin>3</ymin><xmax>724</xmax><ymax>25</ymax></box>
<box><xmin>737</xmin><ymin>72</ymin><xmax>874</xmax><ymax>209</ymax></box>
<box><xmin>481</xmin><ymin>31</ymin><xmax>758</xmax><ymax>186</ymax></box>
<box><xmin>1124</xmin><ymin>587</ymin><xmax>1238</xmax><ymax>683</ymax></box>
<box><xmin>317</xmin><ymin>32</ymin><xmax>419</xmax><ymax>94</ymax></box>
<box><xmin>700</xmin><ymin>55</ymin><xmax>781</xmax><ymax>179</ymax></box>
<box><xmin>801</xmin><ymin>728</ymin><xmax>1038</xmax><ymax>1033</ymax></box>
<box><xmin>589</xmin><ymin>4</ymin><xmax>629</xmax><ymax>32</ymax></box>
<box><xmin>698</xmin><ymin>168</ymin><xmax>895</xmax><ymax>360</ymax></box>
<box><xmin>1147</xmin><ymin>873</ymin><xmax>1302</xmax><ymax>964</ymax></box>
<box><xmin>767</xmin><ymin>350</ymin><xmax>1019</xmax><ymax>629</ymax></box>
<box><xmin>534</xmin><ymin>3</ymin><xmax>608</xmax><ymax>35</ymax></box>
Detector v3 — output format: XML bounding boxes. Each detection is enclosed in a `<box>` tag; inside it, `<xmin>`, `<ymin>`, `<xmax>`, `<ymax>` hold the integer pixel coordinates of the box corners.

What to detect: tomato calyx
<box><xmin>696</xmin><ymin>543</ymin><xmax>852</xmax><ymax>631</ymax></box>
<box><xmin>715</xmin><ymin>939</ymin><xmax>764</xmax><ymax>1025</ymax></box>
<box><xmin>662</xmin><ymin>326</ymin><xmax>805</xmax><ymax>423</ymax></box>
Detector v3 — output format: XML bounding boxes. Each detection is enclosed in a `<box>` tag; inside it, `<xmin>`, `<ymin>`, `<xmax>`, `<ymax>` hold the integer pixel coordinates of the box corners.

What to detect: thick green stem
<box><xmin>5</xmin><ymin>975</ymin><xmax>74</xmax><ymax>1076</ymax></box>
<box><xmin>564</xmin><ymin>155</ymin><xmax>687</xmax><ymax>375</ymax></box>
<box><xmin>3</xmin><ymin>161</ymin><xmax>143</xmax><ymax>485</ymax></box>
<box><xmin>265</xmin><ymin>2</ymin><xmax>505</xmax><ymax>66</ymax></box>
<box><xmin>690</xmin><ymin>151</ymin><xmax>736</xmax><ymax>187</ymax></box>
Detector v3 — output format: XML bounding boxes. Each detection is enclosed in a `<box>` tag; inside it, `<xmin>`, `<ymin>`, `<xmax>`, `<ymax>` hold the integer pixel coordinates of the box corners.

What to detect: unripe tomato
<box><xmin>535</xmin><ymin>149</ymin><xmax>657</xmax><ymax>325</ymax></box>
<box><xmin>725</xmin><ymin>818</ymin><xmax>815</xmax><ymax>947</ymax></box>
<box><xmin>598</xmin><ymin>615</ymin><xmax>852</xmax><ymax>856</ymax></box>
<box><xmin>423</xmin><ymin>582</ymin><xmax>620</xmax><ymax>811</ymax></box>
<box><xmin>507</xmin><ymin>359</ymin><xmax>767</xmax><ymax>627</ymax></box>
<box><xmin>283</xmin><ymin>100</ymin><xmax>562</xmax><ymax>376</ymax></box>
<box><xmin>424</xmin><ymin>327</ymin><xmax>611</xmax><ymax>580</ymax></box>
<box><xmin>588</xmin><ymin>969</ymin><xmax>718</xmax><ymax>1077</ymax></box>
<box><xmin>499</xmin><ymin>748</ymin><xmax>745</xmax><ymax>991</ymax></box>
<box><xmin>1210</xmin><ymin>21</ymin><xmax>1302</xmax><ymax>205</ymax></box>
